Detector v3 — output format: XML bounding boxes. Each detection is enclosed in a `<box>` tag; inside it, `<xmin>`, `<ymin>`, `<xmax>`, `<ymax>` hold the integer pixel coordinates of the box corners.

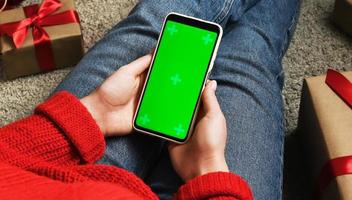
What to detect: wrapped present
<box><xmin>332</xmin><ymin>0</ymin><xmax>352</xmax><ymax>36</ymax></box>
<box><xmin>298</xmin><ymin>69</ymin><xmax>352</xmax><ymax>200</ymax></box>
<box><xmin>0</xmin><ymin>0</ymin><xmax>83</xmax><ymax>80</ymax></box>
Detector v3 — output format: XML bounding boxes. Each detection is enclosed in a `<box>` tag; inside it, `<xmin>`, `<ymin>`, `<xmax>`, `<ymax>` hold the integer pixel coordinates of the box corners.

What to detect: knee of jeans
<box><xmin>134</xmin><ymin>0</ymin><xmax>233</xmax><ymax>24</ymax></box>
<box><xmin>207</xmin><ymin>0</ymin><xmax>235</xmax><ymax>23</ymax></box>
<box><xmin>134</xmin><ymin>0</ymin><xmax>202</xmax><ymax>20</ymax></box>
<box><xmin>219</xmin><ymin>24</ymin><xmax>283</xmax><ymax>77</ymax></box>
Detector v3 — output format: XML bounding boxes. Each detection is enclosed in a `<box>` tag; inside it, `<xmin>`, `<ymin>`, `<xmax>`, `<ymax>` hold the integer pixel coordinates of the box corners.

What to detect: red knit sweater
<box><xmin>0</xmin><ymin>91</ymin><xmax>253</xmax><ymax>200</ymax></box>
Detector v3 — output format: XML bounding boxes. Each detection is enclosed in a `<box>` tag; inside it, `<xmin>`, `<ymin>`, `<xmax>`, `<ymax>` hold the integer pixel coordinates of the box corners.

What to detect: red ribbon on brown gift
<box><xmin>326</xmin><ymin>69</ymin><xmax>352</xmax><ymax>107</ymax></box>
<box><xmin>0</xmin><ymin>0</ymin><xmax>80</xmax><ymax>71</ymax></box>
<box><xmin>316</xmin><ymin>69</ymin><xmax>352</xmax><ymax>199</ymax></box>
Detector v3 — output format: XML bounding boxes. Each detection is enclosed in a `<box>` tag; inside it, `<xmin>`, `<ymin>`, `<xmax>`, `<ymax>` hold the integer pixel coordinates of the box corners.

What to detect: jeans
<box><xmin>54</xmin><ymin>0</ymin><xmax>300</xmax><ymax>199</ymax></box>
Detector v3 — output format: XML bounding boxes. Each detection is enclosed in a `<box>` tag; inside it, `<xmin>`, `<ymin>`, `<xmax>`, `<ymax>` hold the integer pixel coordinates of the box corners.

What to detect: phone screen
<box><xmin>134</xmin><ymin>14</ymin><xmax>221</xmax><ymax>142</ymax></box>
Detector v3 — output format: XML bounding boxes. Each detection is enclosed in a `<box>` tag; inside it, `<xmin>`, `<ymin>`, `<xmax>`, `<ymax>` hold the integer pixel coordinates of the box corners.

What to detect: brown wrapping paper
<box><xmin>332</xmin><ymin>0</ymin><xmax>352</xmax><ymax>36</ymax></box>
<box><xmin>298</xmin><ymin>72</ymin><xmax>352</xmax><ymax>200</ymax></box>
<box><xmin>0</xmin><ymin>0</ymin><xmax>83</xmax><ymax>80</ymax></box>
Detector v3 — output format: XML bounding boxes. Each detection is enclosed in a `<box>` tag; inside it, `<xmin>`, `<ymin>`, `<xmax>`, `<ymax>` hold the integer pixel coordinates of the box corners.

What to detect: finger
<box><xmin>202</xmin><ymin>80</ymin><xmax>221</xmax><ymax>114</ymax></box>
<box><xmin>122</xmin><ymin>54</ymin><xmax>152</xmax><ymax>76</ymax></box>
<box><xmin>136</xmin><ymin>71</ymin><xmax>147</xmax><ymax>94</ymax></box>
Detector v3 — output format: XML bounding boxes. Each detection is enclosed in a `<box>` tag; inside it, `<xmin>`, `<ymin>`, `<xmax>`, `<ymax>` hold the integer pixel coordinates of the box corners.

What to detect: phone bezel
<box><xmin>133</xmin><ymin>12</ymin><xmax>223</xmax><ymax>144</ymax></box>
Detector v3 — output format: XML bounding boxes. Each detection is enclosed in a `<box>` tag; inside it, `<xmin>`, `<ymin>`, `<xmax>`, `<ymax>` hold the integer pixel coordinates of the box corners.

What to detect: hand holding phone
<box><xmin>81</xmin><ymin>55</ymin><xmax>152</xmax><ymax>136</ymax></box>
<box><xmin>168</xmin><ymin>80</ymin><xmax>229</xmax><ymax>182</ymax></box>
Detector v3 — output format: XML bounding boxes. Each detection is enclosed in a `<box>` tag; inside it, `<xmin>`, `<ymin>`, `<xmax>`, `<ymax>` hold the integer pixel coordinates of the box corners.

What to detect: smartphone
<box><xmin>133</xmin><ymin>13</ymin><xmax>223</xmax><ymax>143</ymax></box>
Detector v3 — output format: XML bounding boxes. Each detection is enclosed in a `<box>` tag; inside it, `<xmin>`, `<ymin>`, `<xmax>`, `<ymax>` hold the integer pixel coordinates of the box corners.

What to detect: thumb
<box><xmin>121</xmin><ymin>54</ymin><xmax>152</xmax><ymax>76</ymax></box>
<box><xmin>202</xmin><ymin>80</ymin><xmax>221</xmax><ymax>114</ymax></box>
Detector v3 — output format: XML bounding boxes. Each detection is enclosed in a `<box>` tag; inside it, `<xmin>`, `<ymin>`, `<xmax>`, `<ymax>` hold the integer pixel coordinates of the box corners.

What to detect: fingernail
<box><xmin>211</xmin><ymin>80</ymin><xmax>217</xmax><ymax>90</ymax></box>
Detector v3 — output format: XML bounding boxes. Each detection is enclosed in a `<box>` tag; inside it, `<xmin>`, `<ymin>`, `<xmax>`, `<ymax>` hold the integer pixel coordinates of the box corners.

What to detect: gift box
<box><xmin>332</xmin><ymin>0</ymin><xmax>352</xmax><ymax>36</ymax></box>
<box><xmin>0</xmin><ymin>0</ymin><xmax>83</xmax><ymax>80</ymax></box>
<box><xmin>298</xmin><ymin>70</ymin><xmax>352</xmax><ymax>200</ymax></box>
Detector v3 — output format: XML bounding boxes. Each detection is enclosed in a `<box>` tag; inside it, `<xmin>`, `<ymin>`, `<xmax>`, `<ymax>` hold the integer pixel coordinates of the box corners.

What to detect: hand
<box><xmin>81</xmin><ymin>54</ymin><xmax>151</xmax><ymax>137</ymax></box>
<box><xmin>169</xmin><ymin>80</ymin><xmax>229</xmax><ymax>182</ymax></box>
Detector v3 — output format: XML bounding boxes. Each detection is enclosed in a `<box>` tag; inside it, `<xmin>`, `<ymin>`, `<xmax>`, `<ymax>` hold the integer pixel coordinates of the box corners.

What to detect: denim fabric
<box><xmin>54</xmin><ymin>0</ymin><xmax>300</xmax><ymax>199</ymax></box>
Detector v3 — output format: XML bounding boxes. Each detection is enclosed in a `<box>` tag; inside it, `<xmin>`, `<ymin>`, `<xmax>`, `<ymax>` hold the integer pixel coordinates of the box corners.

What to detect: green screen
<box><xmin>135</xmin><ymin>20</ymin><xmax>218</xmax><ymax>141</ymax></box>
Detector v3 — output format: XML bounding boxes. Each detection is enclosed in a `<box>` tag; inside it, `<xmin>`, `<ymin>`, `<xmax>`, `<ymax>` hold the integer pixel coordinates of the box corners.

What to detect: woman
<box><xmin>1</xmin><ymin>0</ymin><xmax>300</xmax><ymax>199</ymax></box>
<box><xmin>0</xmin><ymin>54</ymin><xmax>252</xmax><ymax>199</ymax></box>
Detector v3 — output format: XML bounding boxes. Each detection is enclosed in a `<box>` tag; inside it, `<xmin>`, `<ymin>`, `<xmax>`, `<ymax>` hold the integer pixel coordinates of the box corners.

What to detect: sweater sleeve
<box><xmin>174</xmin><ymin>172</ymin><xmax>254</xmax><ymax>200</ymax></box>
<box><xmin>0</xmin><ymin>91</ymin><xmax>105</xmax><ymax>168</ymax></box>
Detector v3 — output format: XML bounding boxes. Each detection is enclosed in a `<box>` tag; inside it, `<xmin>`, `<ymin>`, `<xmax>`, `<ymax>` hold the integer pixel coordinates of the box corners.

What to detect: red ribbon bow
<box><xmin>0</xmin><ymin>0</ymin><xmax>79</xmax><ymax>71</ymax></box>
<box><xmin>316</xmin><ymin>69</ymin><xmax>352</xmax><ymax>199</ymax></box>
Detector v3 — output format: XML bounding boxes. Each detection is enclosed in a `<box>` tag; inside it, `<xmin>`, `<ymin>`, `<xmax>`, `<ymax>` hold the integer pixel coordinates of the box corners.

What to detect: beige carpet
<box><xmin>0</xmin><ymin>0</ymin><xmax>352</xmax><ymax>199</ymax></box>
